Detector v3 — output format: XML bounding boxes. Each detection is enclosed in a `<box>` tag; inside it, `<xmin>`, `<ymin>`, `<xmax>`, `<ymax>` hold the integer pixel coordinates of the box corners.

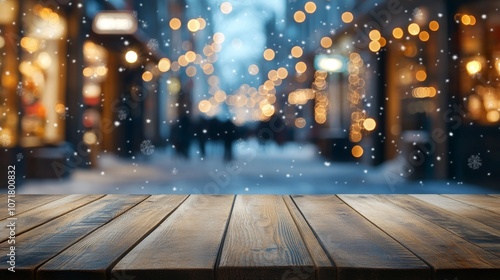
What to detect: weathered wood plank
<box><xmin>112</xmin><ymin>195</ymin><xmax>234</xmax><ymax>280</ymax></box>
<box><xmin>0</xmin><ymin>195</ymin><xmax>67</xmax><ymax>220</ymax></box>
<box><xmin>443</xmin><ymin>195</ymin><xmax>500</xmax><ymax>214</ymax></box>
<box><xmin>0</xmin><ymin>194</ymin><xmax>104</xmax><ymax>243</ymax></box>
<box><xmin>293</xmin><ymin>195</ymin><xmax>430</xmax><ymax>280</ymax></box>
<box><xmin>217</xmin><ymin>195</ymin><xmax>316</xmax><ymax>280</ymax></box>
<box><xmin>283</xmin><ymin>196</ymin><xmax>336</xmax><ymax>280</ymax></box>
<box><xmin>411</xmin><ymin>194</ymin><xmax>500</xmax><ymax>230</ymax></box>
<box><xmin>381</xmin><ymin>195</ymin><xmax>500</xmax><ymax>257</ymax></box>
<box><xmin>37</xmin><ymin>195</ymin><xmax>188</xmax><ymax>280</ymax></box>
<box><xmin>0</xmin><ymin>195</ymin><xmax>147</xmax><ymax>280</ymax></box>
<box><xmin>340</xmin><ymin>195</ymin><xmax>500</xmax><ymax>280</ymax></box>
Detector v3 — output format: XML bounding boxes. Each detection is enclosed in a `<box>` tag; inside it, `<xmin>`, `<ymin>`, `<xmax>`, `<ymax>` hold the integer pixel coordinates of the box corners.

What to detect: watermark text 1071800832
<box><xmin>6</xmin><ymin>165</ymin><xmax>17</xmax><ymax>272</ymax></box>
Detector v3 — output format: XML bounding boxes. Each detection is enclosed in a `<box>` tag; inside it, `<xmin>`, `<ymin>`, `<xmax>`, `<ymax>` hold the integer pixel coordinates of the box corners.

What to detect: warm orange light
<box><xmin>294</xmin><ymin>11</ymin><xmax>306</xmax><ymax>23</ymax></box>
<box><xmin>416</xmin><ymin>70</ymin><xmax>427</xmax><ymax>81</ymax></box>
<box><xmin>304</xmin><ymin>2</ymin><xmax>317</xmax><ymax>14</ymax></box>
<box><xmin>277</xmin><ymin>67</ymin><xmax>288</xmax><ymax>79</ymax></box>
<box><xmin>187</xmin><ymin>19</ymin><xmax>200</xmax><ymax>32</ymax></box>
<box><xmin>197</xmin><ymin>18</ymin><xmax>206</xmax><ymax>30</ymax></box>
<box><xmin>291</xmin><ymin>46</ymin><xmax>303</xmax><ymax>58</ymax></box>
<box><xmin>295</xmin><ymin>61</ymin><xmax>307</xmax><ymax>73</ymax></box>
<box><xmin>263</xmin><ymin>49</ymin><xmax>275</xmax><ymax>61</ymax></box>
<box><xmin>369</xmin><ymin>30</ymin><xmax>381</xmax><ymax>41</ymax></box>
<box><xmin>158</xmin><ymin>58</ymin><xmax>171</xmax><ymax>72</ymax></box>
<box><xmin>369</xmin><ymin>41</ymin><xmax>381</xmax><ymax>52</ymax></box>
<box><xmin>461</xmin><ymin>14</ymin><xmax>471</xmax><ymax>25</ymax></box>
<box><xmin>295</xmin><ymin>117</ymin><xmax>307</xmax><ymax>128</ymax></box>
<box><xmin>419</xmin><ymin>31</ymin><xmax>430</xmax><ymax>42</ymax></box>
<box><xmin>466</xmin><ymin>60</ymin><xmax>482</xmax><ymax>75</ymax></box>
<box><xmin>429</xmin><ymin>21</ymin><xmax>439</xmax><ymax>31</ymax></box>
<box><xmin>393</xmin><ymin>27</ymin><xmax>403</xmax><ymax>39</ymax></box>
<box><xmin>320</xmin><ymin>37</ymin><xmax>333</xmax><ymax>48</ymax></box>
<box><xmin>363</xmin><ymin>118</ymin><xmax>376</xmax><ymax>131</ymax></box>
<box><xmin>185</xmin><ymin>51</ymin><xmax>196</xmax><ymax>62</ymax></box>
<box><xmin>341</xmin><ymin>12</ymin><xmax>353</xmax><ymax>23</ymax></box>
<box><xmin>408</xmin><ymin>23</ymin><xmax>420</xmax><ymax>36</ymax></box>
<box><xmin>352</xmin><ymin>145</ymin><xmax>364</xmax><ymax>158</ymax></box>
<box><xmin>220</xmin><ymin>2</ymin><xmax>232</xmax><ymax>14</ymax></box>
<box><xmin>213</xmin><ymin>32</ymin><xmax>225</xmax><ymax>44</ymax></box>
<box><xmin>198</xmin><ymin>100</ymin><xmax>211</xmax><ymax>113</ymax></box>
<box><xmin>142</xmin><ymin>71</ymin><xmax>153</xmax><ymax>82</ymax></box>
<box><xmin>169</xmin><ymin>18</ymin><xmax>181</xmax><ymax>30</ymax></box>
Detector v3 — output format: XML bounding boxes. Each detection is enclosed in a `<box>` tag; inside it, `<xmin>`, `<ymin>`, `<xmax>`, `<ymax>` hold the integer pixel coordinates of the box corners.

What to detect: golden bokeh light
<box><xmin>352</xmin><ymin>145</ymin><xmax>364</xmax><ymax>158</ymax></box>
<box><xmin>197</xmin><ymin>18</ymin><xmax>206</xmax><ymax>30</ymax></box>
<box><xmin>295</xmin><ymin>117</ymin><xmax>307</xmax><ymax>128</ymax></box>
<box><xmin>294</xmin><ymin>11</ymin><xmax>306</xmax><ymax>23</ymax></box>
<box><xmin>213</xmin><ymin>32</ymin><xmax>225</xmax><ymax>44</ymax></box>
<box><xmin>169</xmin><ymin>18</ymin><xmax>181</xmax><ymax>30</ymax></box>
<box><xmin>341</xmin><ymin>12</ymin><xmax>354</xmax><ymax>23</ymax></box>
<box><xmin>416</xmin><ymin>70</ymin><xmax>427</xmax><ymax>81</ymax></box>
<box><xmin>186</xmin><ymin>65</ymin><xmax>197</xmax><ymax>77</ymax></box>
<box><xmin>466</xmin><ymin>60</ymin><xmax>482</xmax><ymax>75</ymax></box>
<box><xmin>369</xmin><ymin>30</ymin><xmax>381</xmax><ymax>41</ymax></box>
<box><xmin>125</xmin><ymin>50</ymin><xmax>138</xmax><ymax>63</ymax></box>
<box><xmin>220</xmin><ymin>2</ymin><xmax>232</xmax><ymax>14</ymax></box>
<box><xmin>263</xmin><ymin>48</ymin><xmax>275</xmax><ymax>61</ymax></box>
<box><xmin>408</xmin><ymin>23</ymin><xmax>420</xmax><ymax>36</ymax></box>
<box><xmin>429</xmin><ymin>21</ymin><xmax>439</xmax><ymax>31</ymax></box>
<box><xmin>277</xmin><ymin>67</ymin><xmax>288</xmax><ymax>79</ymax></box>
<box><xmin>363</xmin><ymin>118</ymin><xmax>376</xmax><ymax>131</ymax></box>
<box><xmin>158</xmin><ymin>58</ymin><xmax>171</xmax><ymax>72</ymax></box>
<box><xmin>320</xmin><ymin>37</ymin><xmax>333</xmax><ymax>48</ymax></box>
<box><xmin>198</xmin><ymin>100</ymin><xmax>211</xmax><ymax>113</ymax></box>
<box><xmin>187</xmin><ymin>19</ymin><xmax>200</xmax><ymax>32</ymax></box>
<box><xmin>419</xmin><ymin>31</ymin><xmax>430</xmax><ymax>42</ymax></box>
<box><xmin>304</xmin><ymin>2</ymin><xmax>317</xmax><ymax>14</ymax></box>
<box><xmin>392</xmin><ymin>27</ymin><xmax>403</xmax><ymax>39</ymax></box>
<box><xmin>486</xmin><ymin>110</ymin><xmax>500</xmax><ymax>122</ymax></box>
<box><xmin>369</xmin><ymin>41</ymin><xmax>381</xmax><ymax>52</ymax></box>
<box><xmin>185</xmin><ymin>51</ymin><xmax>196</xmax><ymax>62</ymax></box>
<box><xmin>461</xmin><ymin>14</ymin><xmax>471</xmax><ymax>25</ymax></box>
<box><xmin>291</xmin><ymin>46</ymin><xmax>303</xmax><ymax>58</ymax></box>
<box><xmin>295</xmin><ymin>61</ymin><xmax>307</xmax><ymax>73</ymax></box>
<box><xmin>248</xmin><ymin>64</ymin><xmax>259</xmax><ymax>75</ymax></box>
<box><xmin>142</xmin><ymin>71</ymin><xmax>153</xmax><ymax>82</ymax></box>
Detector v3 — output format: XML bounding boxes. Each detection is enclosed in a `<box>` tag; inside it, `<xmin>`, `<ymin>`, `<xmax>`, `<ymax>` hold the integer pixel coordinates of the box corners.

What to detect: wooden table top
<box><xmin>1</xmin><ymin>194</ymin><xmax>499</xmax><ymax>280</ymax></box>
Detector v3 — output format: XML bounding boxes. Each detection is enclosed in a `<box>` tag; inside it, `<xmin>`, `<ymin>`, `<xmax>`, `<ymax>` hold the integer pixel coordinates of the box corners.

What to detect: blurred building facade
<box><xmin>306</xmin><ymin>0</ymin><xmax>499</xmax><ymax>185</ymax></box>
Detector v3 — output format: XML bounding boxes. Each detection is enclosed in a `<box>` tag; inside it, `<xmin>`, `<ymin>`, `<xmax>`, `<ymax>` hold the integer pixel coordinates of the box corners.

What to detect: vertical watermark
<box><xmin>6</xmin><ymin>165</ymin><xmax>17</xmax><ymax>273</ymax></box>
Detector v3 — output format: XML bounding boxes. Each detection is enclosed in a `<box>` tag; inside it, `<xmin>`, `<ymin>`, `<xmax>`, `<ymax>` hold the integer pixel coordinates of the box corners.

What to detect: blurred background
<box><xmin>0</xmin><ymin>0</ymin><xmax>498</xmax><ymax>193</ymax></box>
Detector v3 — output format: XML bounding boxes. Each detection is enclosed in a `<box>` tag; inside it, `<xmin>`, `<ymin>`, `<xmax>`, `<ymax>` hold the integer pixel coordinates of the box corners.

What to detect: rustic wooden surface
<box><xmin>1</xmin><ymin>194</ymin><xmax>499</xmax><ymax>280</ymax></box>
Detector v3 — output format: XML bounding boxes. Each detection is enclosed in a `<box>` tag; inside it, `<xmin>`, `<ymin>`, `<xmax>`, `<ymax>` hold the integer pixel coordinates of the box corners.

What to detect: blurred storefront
<box><xmin>316</xmin><ymin>0</ymin><xmax>498</xmax><ymax>185</ymax></box>
<box><xmin>450</xmin><ymin>0</ymin><xmax>500</xmax><ymax>186</ymax></box>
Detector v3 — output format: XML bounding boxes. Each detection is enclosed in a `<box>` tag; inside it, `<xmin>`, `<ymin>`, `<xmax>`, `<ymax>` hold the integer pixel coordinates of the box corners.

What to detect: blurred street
<box><xmin>18</xmin><ymin>140</ymin><xmax>494</xmax><ymax>194</ymax></box>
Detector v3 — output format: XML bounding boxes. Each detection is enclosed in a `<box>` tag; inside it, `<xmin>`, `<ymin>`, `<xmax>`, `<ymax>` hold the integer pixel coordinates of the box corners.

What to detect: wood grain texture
<box><xmin>112</xmin><ymin>195</ymin><xmax>234</xmax><ymax>280</ymax></box>
<box><xmin>0</xmin><ymin>195</ymin><xmax>67</xmax><ymax>220</ymax></box>
<box><xmin>283</xmin><ymin>196</ymin><xmax>336</xmax><ymax>280</ymax></box>
<box><xmin>340</xmin><ymin>195</ymin><xmax>500</xmax><ymax>280</ymax></box>
<box><xmin>411</xmin><ymin>194</ymin><xmax>500</xmax><ymax>230</ymax></box>
<box><xmin>218</xmin><ymin>195</ymin><xmax>315</xmax><ymax>280</ymax></box>
<box><xmin>37</xmin><ymin>195</ymin><xmax>188</xmax><ymax>280</ymax></box>
<box><xmin>293</xmin><ymin>195</ymin><xmax>430</xmax><ymax>280</ymax></box>
<box><xmin>0</xmin><ymin>195</ymin><xmax>147</xmax><ymax>280</ymax></box>
<box><xmin>443</xmin><ymin>194</ymin><xmax>500</xmax><ymax>214</ymax></box>
<box><xmin>381</xmin><ymin>195</ymin><xmax>500</xmax><ymax>257</ymax></box>
<box><xmin>0</xmin><ymin>194</ymin><xmax>104</xmax><ymax>243</ymax></box>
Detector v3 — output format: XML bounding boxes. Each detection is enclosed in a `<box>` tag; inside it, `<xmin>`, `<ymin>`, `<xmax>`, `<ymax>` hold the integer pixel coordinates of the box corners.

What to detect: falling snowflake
<box><xmin>110</xmin><ymin>271</ymin><xmax>135</xmax><ymax>280</ymax></box>
<box><xmin>147</xmin><ymin>39</ymin><xmax>159</xmax><ymax>51</ymax></box>
<box><xmin>141</xmin><ymin>21</ymin><xmax>148</xmax><ymax>29</ymax></box>
<box><xmin>0</xmin><ymin>134</ymin><xmax>11</xmax><ymax>147</ymax></box>
<box><xmin>16</xmin><ymin>82</ymin><xmax>25</xmax><ymax>96</ymax></box>
<box><xmin>118</xmin><ymin>109</ymin><xmax>128</xmax><ymax>121</ymax></box>
<box><xmin>58</xmin><ymin>111</ymin><xmax>70</xmax><ymax>120</ymax></box>
<box><xmin>140</xmin><ymin>140</ymin><xmax>155</xmax><ymax>155</ymax></box>
<box><xmin>172</xmin><ymin>168</ymin><xmax>178</xmax><ymax>175</ymax></box>
<box><xmin>235</xmin><ymin>139</ymin><xmax>246</xmax><ymax>149</ymax></box>
<box><xmin>467</xmin><ymin>154</ymin><xmax>482</xmax><ymax>170</ymax></box>
<box><xmin>16</xmin><ymin>153</ymin><xmax>23</xmax><ymax>161</ymax></box>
